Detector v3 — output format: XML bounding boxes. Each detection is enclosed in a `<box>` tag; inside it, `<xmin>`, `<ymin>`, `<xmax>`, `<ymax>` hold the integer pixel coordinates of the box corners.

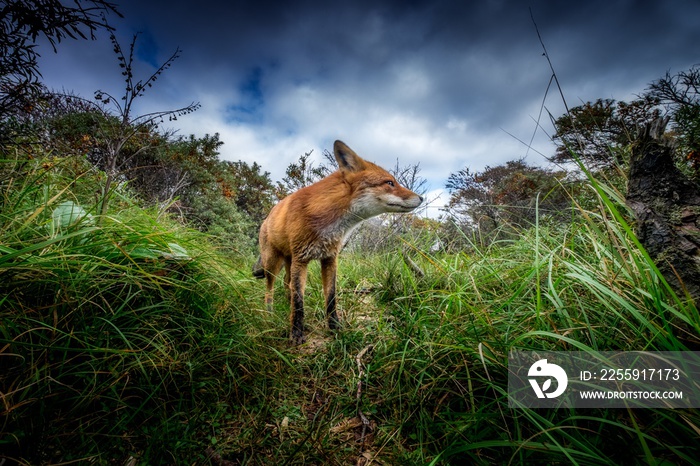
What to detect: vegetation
<box><xmin>445</xmin><ymin>159</ymin><xmax>570</xmax><ymax>245</ymax></box>
<box><xmin>2</xmin><ymin>143</ymin><xmax>699</xmax><ymax>464</ymax></box>
<box><xmin>0</xmin><ymin>153</ymin><xmax>265</xmax><ymax>462</ymax></box>
<box><xmin>550</xmin><ymin>97</ymin><xmax>662</xmax><ymax>168</ymax></box>
<box><xmin>0</xmin><ymin>0</ymin><xmax>121</xmax><ymax>129</ymax></box>
<box><xmin>1</xmin><ymin>10</ymin><xmax>700</xmax><ymax>465</ymax></box>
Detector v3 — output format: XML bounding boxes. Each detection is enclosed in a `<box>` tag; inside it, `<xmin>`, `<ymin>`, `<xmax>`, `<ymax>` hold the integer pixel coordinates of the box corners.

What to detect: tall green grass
<box><xmin>2</xmin><ymin>150</ymin><xmax>699</xmax><ymax>465</ymax></box>
<box><xmin>0</xmin><ymin>153</ymin><xmax>271</xmax><ymax>463</ymax></box>
<box><xmin>360</xmin><ymin>178</ymin><xmax>700</xmax><ymax>464</ymax></box>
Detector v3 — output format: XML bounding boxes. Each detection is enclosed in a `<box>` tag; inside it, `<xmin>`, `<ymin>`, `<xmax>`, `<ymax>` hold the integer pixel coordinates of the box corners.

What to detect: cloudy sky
<box><xmin>37</xmin><ymin>0</ymin><xmax>700</xmax><ymax>216</ymax></box>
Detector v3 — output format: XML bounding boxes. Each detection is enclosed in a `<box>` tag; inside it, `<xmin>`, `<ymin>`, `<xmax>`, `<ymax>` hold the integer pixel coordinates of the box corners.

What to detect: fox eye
<box><xmin>385</xmin><ymin>180</ymin><xmax>395</xmax><ymax>187</ymax></box>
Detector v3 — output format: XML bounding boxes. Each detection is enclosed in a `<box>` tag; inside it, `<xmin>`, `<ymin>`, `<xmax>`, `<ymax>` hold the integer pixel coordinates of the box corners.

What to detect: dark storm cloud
<box><xmin>34</xmin><ymin>0</ymin><xmax>700</xmax><ymax>214</ymax></box>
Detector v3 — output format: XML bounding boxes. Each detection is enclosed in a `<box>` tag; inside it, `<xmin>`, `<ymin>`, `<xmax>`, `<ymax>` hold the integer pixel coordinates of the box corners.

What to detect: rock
<box><xmin>626</xmin><ymin>118</ymin><xmax>700</xmax><ymax>302</ymax></box>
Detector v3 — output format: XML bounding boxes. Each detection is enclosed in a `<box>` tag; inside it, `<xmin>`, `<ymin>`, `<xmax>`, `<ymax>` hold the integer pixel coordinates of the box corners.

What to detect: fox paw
<box><xmin>328</xmin><ymin>316</ymin><xmax>342</xmax><ymax>330</ymax></box>
<box><xmin>290</xmin><ymin>329</ymin><xmax>306</xmax><ymax>346</ymax></box>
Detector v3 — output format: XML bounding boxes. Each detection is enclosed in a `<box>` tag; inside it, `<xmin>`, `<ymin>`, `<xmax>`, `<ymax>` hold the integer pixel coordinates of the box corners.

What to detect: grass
<box><xmin>1</xmin><ymin>151</ymin><xmax>699</xmax><ymax>464</ymax></box>
<box><xmin>0</xmin><ymin>153</ymin><xmax>271</xmax><ymax>463</ymax></box>
<box><xmin>359</xmin><ymin>181</ymin><xmax>700</xmax><ymax>464</ymax></box>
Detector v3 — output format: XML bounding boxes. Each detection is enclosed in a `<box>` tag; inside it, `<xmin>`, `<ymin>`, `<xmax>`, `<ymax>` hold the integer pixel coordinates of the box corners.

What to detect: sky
<box><xmin>36</xmin><ymin>0</ymin><xmax>700</xmax><ymax>217</ymax></box>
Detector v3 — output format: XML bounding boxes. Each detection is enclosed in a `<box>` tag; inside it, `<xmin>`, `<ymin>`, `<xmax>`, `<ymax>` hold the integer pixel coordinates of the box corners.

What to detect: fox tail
<box><xmin>252</xmin><ymin>256</ymin><xmax>265</xmax><ymax>279</ymax></box>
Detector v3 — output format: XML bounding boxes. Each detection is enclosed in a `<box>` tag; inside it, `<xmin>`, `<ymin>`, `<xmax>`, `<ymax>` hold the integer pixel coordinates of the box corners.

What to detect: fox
<box><xmin>253</xmin><ymin>140</ymin><xmax>424</xmax><ymax>345</ymax></box>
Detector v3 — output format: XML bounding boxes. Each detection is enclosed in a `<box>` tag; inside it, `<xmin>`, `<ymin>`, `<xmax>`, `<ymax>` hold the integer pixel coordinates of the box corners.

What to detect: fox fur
<box><xmin>253</xmin><ymin>140</ymin><xmax>423</xmax><ymax>345</ymax></box>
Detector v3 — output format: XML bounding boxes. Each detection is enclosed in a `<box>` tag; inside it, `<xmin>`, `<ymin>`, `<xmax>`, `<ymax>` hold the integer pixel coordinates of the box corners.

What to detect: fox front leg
<box><xmin>289</xmin><ymin>260</ymin><xmax>309</xmax><ymax>345</ymax></box>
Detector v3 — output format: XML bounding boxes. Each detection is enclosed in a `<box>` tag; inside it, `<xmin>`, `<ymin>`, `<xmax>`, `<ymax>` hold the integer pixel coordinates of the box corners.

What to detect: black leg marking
<box><xmin>290</xmin><ymin>272</ymin><xmax>306</xmax><ymax>345</ymax></box>
<box><xmin>327</xmin><ymin>282</ymin><xmax>339</xmax><ymax>330</ymax></box>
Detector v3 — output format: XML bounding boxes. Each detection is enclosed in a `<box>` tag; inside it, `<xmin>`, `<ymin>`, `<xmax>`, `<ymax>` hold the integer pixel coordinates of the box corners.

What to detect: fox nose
<box><xmin>418</xmin><ymin>195</ymin><xmax>424</xmax><ymax>204</ymax></box>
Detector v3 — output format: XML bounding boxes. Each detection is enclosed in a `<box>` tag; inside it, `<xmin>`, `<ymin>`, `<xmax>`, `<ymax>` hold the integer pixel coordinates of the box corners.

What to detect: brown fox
<box><xmin>253</xmin><ymin>140</ymin><xmax>423</xmax><ymax>345</ymax></box>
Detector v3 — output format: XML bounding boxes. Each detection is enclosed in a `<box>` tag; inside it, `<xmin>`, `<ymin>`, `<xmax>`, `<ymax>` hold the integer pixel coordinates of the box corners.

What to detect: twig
<box><xmin>401</xmin><ymin>250</ymin><xmax>425</xmax><ymax>278</ymax></box>
<box><xmin>530</xmin><ymin>8</ymin><xmax>570</xmax><ymax>116</ymax></box>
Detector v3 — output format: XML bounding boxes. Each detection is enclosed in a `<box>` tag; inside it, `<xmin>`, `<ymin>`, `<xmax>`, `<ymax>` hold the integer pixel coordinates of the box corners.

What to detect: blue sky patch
<box><xmin>134</xmin><ymin>29</ymin><xmax>160</xmax><ymax>69</ymax></box>
<box><xmin>226</xmin><ymin>67</ymin><xmax>265</xmax><ymax>124</ymax></box>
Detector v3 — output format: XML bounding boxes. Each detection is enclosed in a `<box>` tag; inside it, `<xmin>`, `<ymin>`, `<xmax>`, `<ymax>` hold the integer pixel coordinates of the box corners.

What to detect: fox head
<box><xmin>333</xmin><ymin>140</ymin><xmax>423</xmax><ymax>219</ymax></box>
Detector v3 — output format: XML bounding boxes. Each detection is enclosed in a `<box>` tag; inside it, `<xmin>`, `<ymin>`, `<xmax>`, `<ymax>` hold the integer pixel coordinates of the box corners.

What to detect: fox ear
<box><xmin>334</xmin><ymin>140</ymin><xmax>366</xmax><ymax>173</ymax></box>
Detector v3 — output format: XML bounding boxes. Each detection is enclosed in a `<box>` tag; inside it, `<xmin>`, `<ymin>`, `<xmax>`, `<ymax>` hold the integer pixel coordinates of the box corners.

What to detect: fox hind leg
<box><xmin>263</xmin><ymin>255</ymin><xmax>284</xmax><ymax>312</ymax></box>
<box><xmin>283</xmin><ymin>257</ymin><xmax>291</xmax><ymax>301</ymax></box>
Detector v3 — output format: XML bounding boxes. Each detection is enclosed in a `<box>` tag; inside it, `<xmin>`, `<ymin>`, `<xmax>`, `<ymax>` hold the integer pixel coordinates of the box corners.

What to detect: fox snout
<box><xmin>383</xmin><ymin>192</ymin><xmax>422</xmax><ymax>212</ymax></box>
<box><xmin>397</xmin><ymin>191</ymin><xmax>424</xmax><ymax>210</ymax></box>
<box><xmin>361</xmin><ymin>178</ymin><xmax>423</xmax><ymax>215</ymax></box>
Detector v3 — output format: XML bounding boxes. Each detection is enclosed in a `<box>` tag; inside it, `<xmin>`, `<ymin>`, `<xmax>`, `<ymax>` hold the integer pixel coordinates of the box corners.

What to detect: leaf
<box><xmin>52</xmin><ymin>201</ymin><xmax>93</xmax><ymax>230</ymax></box>
<box><xmin>129</xmin><ymin>247</ymin><xmax>161</xmax><ymax>260</ymax></box>
<box><xmin>166</xmin><ymin>243</ymin><xmax>190</xmax><ymax>259</ymax></box>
